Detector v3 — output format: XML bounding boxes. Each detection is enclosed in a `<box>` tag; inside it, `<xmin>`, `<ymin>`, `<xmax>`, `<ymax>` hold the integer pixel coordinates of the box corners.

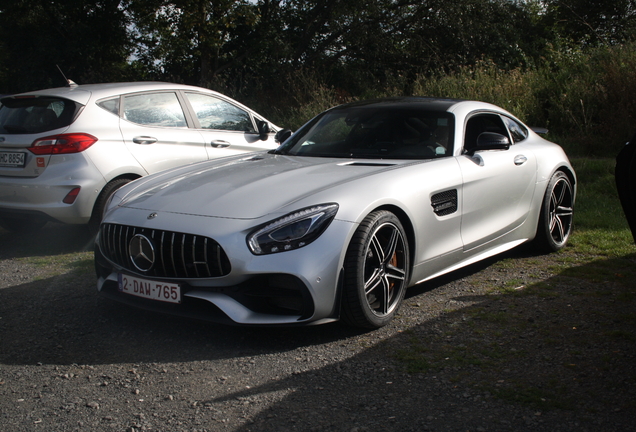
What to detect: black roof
<box><xmin>331</xmin><ymin>96</ymin><xmax>463</xmax><ymax>112</ymax></box>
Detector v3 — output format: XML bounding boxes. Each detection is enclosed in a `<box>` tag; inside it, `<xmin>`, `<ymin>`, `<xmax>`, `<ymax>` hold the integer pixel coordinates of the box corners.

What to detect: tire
<box><xmin>534</xmin><ymin>171</ymin><xmax>574</xmax><ymax>252</ymax></box>
<box><xmin>0</xmin><ymin>216</ymin><xmax>47</xmax><ymax>233</ymax></box>
<box><xmin>341</xmin><ymin>210</ymin><xmax>410</xmax><ymax>328</ymax></box>
<box><xmin>88</xmin><ymin>178</ymin><xmax>133</xmax><ymax>234</ymax></box>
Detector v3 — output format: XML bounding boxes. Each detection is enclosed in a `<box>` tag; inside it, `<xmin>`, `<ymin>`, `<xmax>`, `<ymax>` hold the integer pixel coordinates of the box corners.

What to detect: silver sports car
<box><xmin>95</xmin><ymin>97</ymin><xmax>576</xmax><ymax>328</ymax></box>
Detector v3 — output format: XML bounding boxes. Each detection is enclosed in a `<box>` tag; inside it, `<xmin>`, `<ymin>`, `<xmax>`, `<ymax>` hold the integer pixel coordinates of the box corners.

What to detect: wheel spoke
<box><xmin>556</xmin><ymin>205</ymin><xmax>573</xmax><ymax>217</ymax></box>
<box><xmin>362</xmin><ymin>222</ymin><xmax>407</xmax><ymax>317</ymax></box>
<box><xmin>385</xmin><ymin>263</ymin><xmax>406</xmax><ymax>281</ymax></box>
<box><xmin>381</xmin><ymin>229</ymin><xmax>400</xmax><ymax>265</ymax></box>
<box><xmin>364</xmin><ymin>268</ymin><xmax>383</xmax><ymax>295</ymax></box>
<box><xmin>548</xmin><ymin>177</ymin><xmax>573</xmax><ymax>245</ymax></box>
<box><xmin>369</xmin><ymin>235</ymin><xmax>385</xmax><ymax>264</ymax></box>
<box><xmin>550</xmin><ymin>214</ymin><xmax>565</xmax><ymax>242</ymax></box>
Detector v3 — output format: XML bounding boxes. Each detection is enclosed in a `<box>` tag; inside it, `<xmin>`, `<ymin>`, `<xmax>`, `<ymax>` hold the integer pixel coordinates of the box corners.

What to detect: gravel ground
<box><xmin>1</xmin><ymin>223</ymin><xmax>635</xmax><ymax>432</ymax></box>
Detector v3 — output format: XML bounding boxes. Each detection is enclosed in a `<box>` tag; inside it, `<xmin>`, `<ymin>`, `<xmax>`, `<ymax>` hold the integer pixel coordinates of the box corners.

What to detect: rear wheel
<box><xmin>88</xmin><ymin>178</ymin><xmax>133</xmax><ymax>234</ymax></box>
<box><xmin>341</xmin><ymin>210</ymin><xmax>410</xmax><ymax>328</ymax></box>
<box><xmin>534</xmin><ymin>171</ymin><xmax>574</xmax><ymax>252</ymax></box>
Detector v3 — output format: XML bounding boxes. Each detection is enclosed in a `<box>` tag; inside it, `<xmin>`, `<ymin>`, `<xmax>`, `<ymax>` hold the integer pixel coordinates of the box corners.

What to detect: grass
<box><xmin>394</xmin><ymin>157</ymin><xmax>636</xmax><ymax>411</ymax></box>
<box><xmin>17</xmin><ymin>252</ymin><xmax>94</xmax><ymax>279</ymax></box>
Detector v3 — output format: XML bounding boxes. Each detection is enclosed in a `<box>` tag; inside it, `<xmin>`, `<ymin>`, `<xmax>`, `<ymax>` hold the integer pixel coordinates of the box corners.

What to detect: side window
<box><xmin>463</xmin><ymin>113</ymin><xmax>509</xmax><ymax>152</ymax></box>
<box><xmin>123</xmin><ymin>92</ymin><xmax>187</xmax><ymax>127</ymax></box>
<box><xmin>502</xmin><ymin>116</ymin><xmax>528</xmax><ymax>143</ymax></box>
<box><xmin>97</xmin><ymin>97</ymin><xmax>120</xmax><ymax>116</ymax></box>
<box><xmin>185</xmin><ymin>92</ymin><xmax>255</xmax><ymax>132</ymax></box>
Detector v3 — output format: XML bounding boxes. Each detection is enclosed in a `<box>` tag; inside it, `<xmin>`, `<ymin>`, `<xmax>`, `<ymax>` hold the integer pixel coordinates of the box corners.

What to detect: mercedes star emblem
<box><xmin>129</xmin><ymin>234</ymin><xmax>155</xmax><ymax>272</ymax></box>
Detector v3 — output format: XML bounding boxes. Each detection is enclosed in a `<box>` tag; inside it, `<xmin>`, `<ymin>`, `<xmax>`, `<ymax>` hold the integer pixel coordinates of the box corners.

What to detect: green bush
<box><xmin>257</xmin><ymin>43</ymin><xmax>636</xmax><ymax>157</ymax></box>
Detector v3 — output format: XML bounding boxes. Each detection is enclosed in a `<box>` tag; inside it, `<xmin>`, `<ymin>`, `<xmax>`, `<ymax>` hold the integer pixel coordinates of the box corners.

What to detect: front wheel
<box><xmin>534</xmin><ymin>171</ymin><xmax>574</xmax><ymax>252</ymax></box>
<box><xmin>341</xmin><ymin>210</ymin><xmax>410</xmax><ymax>328</ymax></box>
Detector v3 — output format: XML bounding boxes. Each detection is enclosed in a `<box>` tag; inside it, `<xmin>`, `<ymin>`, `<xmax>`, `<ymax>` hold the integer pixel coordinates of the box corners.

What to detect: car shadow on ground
<box><xmin>215</xmin><ymin>254</ymin><xmax>636</xmax><ymax>432</ymax></box>
<box><xmin>0</xmin><ymin>238</ymin><xmax>557</xmax><ymax>367</ymax></box>
<box><xmin>0</xmin><ymin>222</ymin><xmax>95</xmax><ymax>259</ymax></box>
<box><xmin>0</xmin><ymin>267</ymin><xmax>370</xmax><ymax>366</ymax></box>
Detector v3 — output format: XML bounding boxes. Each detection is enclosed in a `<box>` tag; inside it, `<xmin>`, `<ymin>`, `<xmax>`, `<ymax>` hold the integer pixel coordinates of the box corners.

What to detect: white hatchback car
<box><xmin>0</xmin><ymin>82</ymin><xmax>282</xmax><ymax>232</ymax></box>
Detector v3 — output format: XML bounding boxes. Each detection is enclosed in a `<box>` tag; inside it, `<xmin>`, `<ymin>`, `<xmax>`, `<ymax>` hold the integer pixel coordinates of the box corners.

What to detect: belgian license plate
<box><xmin>118</xmin><ymin>273</ymin><xmax>181</xmax><ymax>304</ymax></box>
<box><xmin>0</xmin><ymin>151</ymin><xmax>26</xmax><ymax>167</ymax></box>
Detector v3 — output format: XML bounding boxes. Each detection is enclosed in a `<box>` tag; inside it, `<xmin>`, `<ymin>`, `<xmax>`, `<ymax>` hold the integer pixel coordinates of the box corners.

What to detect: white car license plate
<box><xmin>0</xmin><ymin>151</ymin><xmax>26</xmax><ymax>168</ymax></box>
<box><xmin>118</xmin><ymin>273</ymin><xmax>181</xmax><ymax>304</ymax></box>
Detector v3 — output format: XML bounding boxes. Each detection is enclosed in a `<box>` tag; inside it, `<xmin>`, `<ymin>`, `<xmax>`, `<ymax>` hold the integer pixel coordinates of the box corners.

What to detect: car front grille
<box><xmin>99</xmin><ymin>223</ymin><xmax>231</xmax><ymax>279</ymax></box>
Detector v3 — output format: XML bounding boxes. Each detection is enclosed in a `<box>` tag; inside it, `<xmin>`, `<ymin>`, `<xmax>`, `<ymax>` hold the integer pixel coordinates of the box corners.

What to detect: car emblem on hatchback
<box><xmin>129</xmin><ymin>234</ymin><xmax>155</xmax><ymax>272</ymax></box>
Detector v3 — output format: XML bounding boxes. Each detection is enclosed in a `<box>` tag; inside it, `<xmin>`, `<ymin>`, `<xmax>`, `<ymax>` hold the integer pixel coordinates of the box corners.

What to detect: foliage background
<box><xmin>1</xmin><ymin>0</ymin><xmax>635</xmax><ymax>156</ymax></box>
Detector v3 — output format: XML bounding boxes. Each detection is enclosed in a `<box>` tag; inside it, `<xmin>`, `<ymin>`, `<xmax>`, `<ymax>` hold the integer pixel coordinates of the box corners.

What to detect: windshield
<box><xmin>280</xmin><ymin>107</ymin><xmax>454</xmax><ymax>159</ymax></box>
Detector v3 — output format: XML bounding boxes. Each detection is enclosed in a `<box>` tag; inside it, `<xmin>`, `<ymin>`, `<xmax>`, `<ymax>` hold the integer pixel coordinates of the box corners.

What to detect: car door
<box><xmin>457</xmin><ymin>112</ymin><xmax>537</xmax><ymax>251</ymax></box>
<box><xmin>183</xmin><ymin>92</ymin><xmax>278</xmax><ymax>157</ymax></box>
<box><xmin>119</xmin><ymin>91</ymin><xmax>209</xmax><ymax>174</ymax></box>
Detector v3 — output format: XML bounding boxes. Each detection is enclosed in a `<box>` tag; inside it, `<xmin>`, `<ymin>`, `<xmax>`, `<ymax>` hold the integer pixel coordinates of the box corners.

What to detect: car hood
<box><xmin>119</xmin><ymin>153</ymin><xmax>407</xmax><ymax>219</ymax></box>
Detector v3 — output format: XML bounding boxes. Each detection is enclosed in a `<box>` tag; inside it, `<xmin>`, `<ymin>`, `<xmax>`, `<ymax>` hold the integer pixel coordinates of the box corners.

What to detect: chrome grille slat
<box><xmin>181</xmin><ymin>234</ymin><xmax>188</xmax><ymax>278</ymax></box>
<box><xmin>215</xmin><ymin>244</ymin><xmax>222</xmax><ymax>275</ymax></box>
<box><xmin>99</xmin><ymin>223</ymin><xmax>230</xmax><ymax>279</ymax></box>
<box><xmin>160</xmin><ymin>231</ymin><xmax>167</xmax><ymax>276</ymax></box>
<box><xmin>192</xmin><ymin>236</ymin><xmax>200</xmax><ymax>278</ymax></box>
<box><xmin>171</xmin><ymin>233</ymin><xmax>178</xmax><ymax>277</ymax></box>
<box><xmin>203</xmin><ymin>238</ymin><xmax>211</xmax><ymax>276</ymax></box>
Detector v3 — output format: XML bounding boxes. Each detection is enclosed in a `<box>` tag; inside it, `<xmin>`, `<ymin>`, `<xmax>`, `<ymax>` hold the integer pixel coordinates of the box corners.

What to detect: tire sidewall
<box><xmin>537</xmin><ymin>171</ymin><xmax>573</xmax><ymax>252</ymax></box>
<box><xmin>342</xmin><ymin>210</ymin><xmax>410</xmax><ymax>328</ymax></box>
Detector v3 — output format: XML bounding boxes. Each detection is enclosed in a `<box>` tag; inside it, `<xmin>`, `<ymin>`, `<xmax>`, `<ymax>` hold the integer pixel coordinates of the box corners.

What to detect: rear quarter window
<box><xmin>0</xmin><ymin>97</ymin><xmax>80</xmax><ymax>134</ymax></box>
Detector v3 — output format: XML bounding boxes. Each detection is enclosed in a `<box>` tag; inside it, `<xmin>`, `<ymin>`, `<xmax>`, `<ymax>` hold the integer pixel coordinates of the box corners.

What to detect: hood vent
<box><xmin>345</xmin><ymin>162</ymin><xmax>395</xmax><ymax>167</ymax></box>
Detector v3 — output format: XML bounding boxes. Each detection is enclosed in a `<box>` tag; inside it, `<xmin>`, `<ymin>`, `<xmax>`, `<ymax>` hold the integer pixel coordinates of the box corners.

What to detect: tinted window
<box><xmin>123</xmin><ymin>92</ymin><xmax>187</xmax><ymax>127</ymax></box>
<box><xmin>281</xmin><ymin>107</ymin><xmax>454</xmax><ymax>160</ymax></box>
<box><xmin>503</xmin><ymin>116</ymin><xmax>528</xmax><ymax>143</ymax></box>
<box><xmin>185</xmin><ymin>92</ymin><xmax>255</xmax><ymax>132</ymax></box>
<box><xmin>0</xmin><ymin>97</ymin><xmax>79</xmax><ymax>134</ymax></box>
<box><xmin>97</xmin><ymin>97</ymin><xmax>120</xmax><ymax>116</ymax></box>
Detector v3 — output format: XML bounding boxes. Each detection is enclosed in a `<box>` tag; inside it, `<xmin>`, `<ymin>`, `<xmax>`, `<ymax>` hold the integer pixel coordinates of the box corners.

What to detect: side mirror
<box><xmin>275</xmin><ymin>129</ymin><xmax>292</xmax><ymax>144</ymax></box>
<box><xmin>256</xmin><ymin>120</ymin><xmax>270</xmax><ymax>141</ymax></box>
<box><xmin>474</xmin><ymin>132</ymin><xmax>510</xmax><ymax>153</ymax></box>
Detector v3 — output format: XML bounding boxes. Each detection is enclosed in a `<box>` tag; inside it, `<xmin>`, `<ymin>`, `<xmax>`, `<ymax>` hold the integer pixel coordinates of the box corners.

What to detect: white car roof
<box><xmin>11</xmin><ymin>82</ymin><xmax>229</xmax><ymax>106</ymax></box>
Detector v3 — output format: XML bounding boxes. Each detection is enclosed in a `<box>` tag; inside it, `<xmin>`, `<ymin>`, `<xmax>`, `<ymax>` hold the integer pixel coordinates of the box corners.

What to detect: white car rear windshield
<box><xmin>0</xmin><ymin>96</ymin><xmax>81</xmax><ymax>134</ymax></box>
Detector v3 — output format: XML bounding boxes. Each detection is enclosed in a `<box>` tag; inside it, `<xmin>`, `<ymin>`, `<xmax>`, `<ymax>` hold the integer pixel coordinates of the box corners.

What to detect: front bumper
<box><xmin>95</xmin><ymin>210</ymin><xmax>354</xmax><ymax>326</ymax></box>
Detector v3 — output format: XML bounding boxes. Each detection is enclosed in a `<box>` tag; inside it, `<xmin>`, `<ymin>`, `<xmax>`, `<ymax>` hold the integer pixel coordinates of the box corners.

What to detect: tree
<box><xmin>0</xmin><ymin>0</ymin><xmax>134</xmax><ymax>93</ymax></box>
<box><xmin>543</xmin><ymin>0</ymin><xmax>636</xmax><ymax>46</ymax></box>
<box><xmin>127</xmin><ymin>0</ymin><xmax>261</xmax><ymax>88</ymax></box>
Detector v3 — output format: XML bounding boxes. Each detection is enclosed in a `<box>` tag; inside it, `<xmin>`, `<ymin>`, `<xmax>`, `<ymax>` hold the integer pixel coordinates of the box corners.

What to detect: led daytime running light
<box><xmin>248</xmin><ymin>204</ymin><xmax>338</xmax><ymax>255</ymax></box>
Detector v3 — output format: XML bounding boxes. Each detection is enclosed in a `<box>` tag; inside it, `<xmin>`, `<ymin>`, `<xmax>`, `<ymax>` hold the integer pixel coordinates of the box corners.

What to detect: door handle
<box><xmin>132</xmin><ymin>136</ymin><xmax>157</xmax><ymax>144</ymax></box>
<box><xmin>514</xmin><ymin>155</ymin><xmax>528</xmax><ymax>166</ymax></box>
<box><xmin>210</xmin><ymin>140</ymin><xmax>230</xmax><ymax>148</ymax></box>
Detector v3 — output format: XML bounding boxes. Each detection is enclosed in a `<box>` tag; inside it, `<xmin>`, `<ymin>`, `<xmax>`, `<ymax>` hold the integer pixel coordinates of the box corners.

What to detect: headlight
<box><xmin>247</xmin><ymin>204</ymin><xmax>338</xmax><ymax>255</ymax></box>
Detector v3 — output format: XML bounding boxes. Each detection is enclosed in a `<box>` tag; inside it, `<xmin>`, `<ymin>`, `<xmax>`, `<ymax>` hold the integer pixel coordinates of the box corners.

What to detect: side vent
<box><xmin>431</xmin><ymin>190</ymin><xmax>458</xmax><ymax>216</ymax></box>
